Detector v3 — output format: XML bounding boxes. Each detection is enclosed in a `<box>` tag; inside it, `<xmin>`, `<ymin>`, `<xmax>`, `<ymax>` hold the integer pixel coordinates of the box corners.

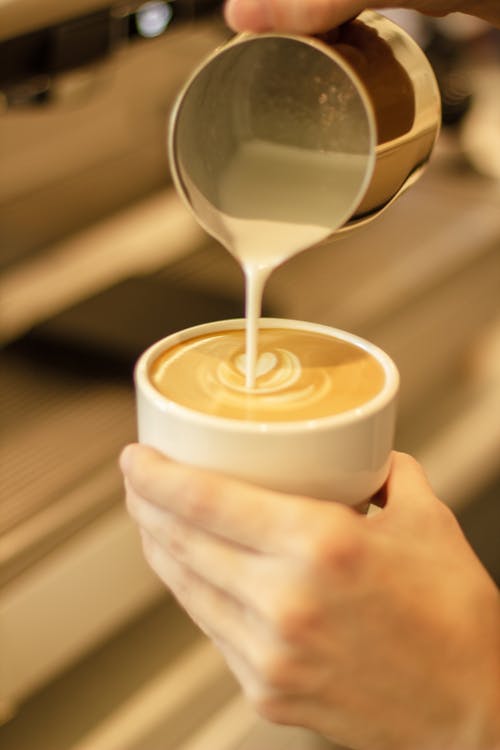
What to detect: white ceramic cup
<box><xmin>135</xmin><ymin>318</ymin><xmax>399</xmax><ymax>508</ymax></box>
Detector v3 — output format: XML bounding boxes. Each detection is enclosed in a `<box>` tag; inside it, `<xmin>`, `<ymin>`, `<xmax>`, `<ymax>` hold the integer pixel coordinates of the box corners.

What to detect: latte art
<box><xmin>219</xmin><ymin>349</ymin><xmax>302</xmax><ymax>394</ymax></box>
<box><xmin>150</xmin><ymin>329</ymin><xmax>385</xmax><ymax>422</ymax></box>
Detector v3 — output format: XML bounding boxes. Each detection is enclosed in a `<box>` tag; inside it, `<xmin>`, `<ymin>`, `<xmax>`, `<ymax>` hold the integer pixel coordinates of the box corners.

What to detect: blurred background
<box><xmin>1</xmin><ymin>2</ymin><xmax>499</xmax><ymax>749</ymax></box>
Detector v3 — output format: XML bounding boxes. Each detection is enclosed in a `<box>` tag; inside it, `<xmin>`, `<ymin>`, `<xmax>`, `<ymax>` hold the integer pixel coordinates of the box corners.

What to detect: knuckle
<box><xmin>183</xmin><ymin>472</ymin><xmax>215</xmax><ymax>523</ymax></box>
<box><xmin>257</xmin><ymin>652</ymin><xmax>296</xmax><ymax>691</ymax></box>
<box><xmin>258</xmin><ymin>654</ymin><xmax>286</xmax><ymax>689</ymax></box>
<box><xmin>309</xmin><ymin>522</ymin><xmax>366</xmax><ymax>581</ymax></box>
<box><xmin>272</xmin><ymin>593</ymin><xmax>324</xmax><ymax>643</ymax></box>
<box><xmin>167</xmin><ymin>521</ymin><xmax>189</xmax><ymax>558</ymax></box>
<box><xmin>145</xmin><ymin>504</ymin><xmax>171</xmax><ymax>540</ymax></box>
<box><xmin>253</xmin><ymin>695</ymin><xmax>293</xmax><ymax>725</ymax></box>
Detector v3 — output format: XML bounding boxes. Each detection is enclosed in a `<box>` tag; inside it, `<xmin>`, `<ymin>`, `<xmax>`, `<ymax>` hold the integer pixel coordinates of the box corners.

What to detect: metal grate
<box><xmin>0</xmin><ymin>344</ymin><xmax>135</xmax><ymax>538</ymax></box>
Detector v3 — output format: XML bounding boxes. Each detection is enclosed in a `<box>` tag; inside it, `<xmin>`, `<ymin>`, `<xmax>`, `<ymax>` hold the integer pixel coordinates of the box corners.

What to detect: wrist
<box><xmin>460</xmin><ymin>646</ymin><xmax>500</xmax><ymax>750</ymax></box>
<box><xmin>428</xmin><ymin>587</ymin><xmax>500</xmax><ymax>750</ymax></box>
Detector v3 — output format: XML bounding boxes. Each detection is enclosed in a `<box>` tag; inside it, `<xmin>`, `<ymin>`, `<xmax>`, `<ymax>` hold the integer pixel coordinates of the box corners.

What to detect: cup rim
<box><xmin>135</xmin><ymin>318</ymin><xmax>399</xmax><ymax>434</ymax></box>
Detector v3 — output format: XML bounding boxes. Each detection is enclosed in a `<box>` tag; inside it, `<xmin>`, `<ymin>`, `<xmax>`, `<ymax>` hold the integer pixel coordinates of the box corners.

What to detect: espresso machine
<box><xmin>0</xmin><ymin>0</ymin><xmax>244</xmax><ymax>345</ymax></box>
<box><xmin>1</xmin><ymin>0</ymin><xmax>240</xmax><ymax>739</ymax></box>
<box><xmin>1</xmin><ymin>4</ymin><xmax>499</xmax><ymax>750</ymax></box>
<box><xmin>1</xmin><ymin>5</ymin><xmax>331</xmax><ymax>749</ymax></box>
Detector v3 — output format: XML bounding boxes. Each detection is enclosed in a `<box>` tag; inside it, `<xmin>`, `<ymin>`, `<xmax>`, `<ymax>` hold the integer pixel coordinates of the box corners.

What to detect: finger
<box><xmin>224</xmin><ymin>0</ymin><xmax>365</xmax><ymax>34</ymax></box>
<box><xmin>120</xmin><ymin>444</ymin><xmax>352</xmax><ymax>555</ymax></box>
<box><xmin>373</xmin><ymin>452</ymin><xmax>453</xmax><ymax>533</ymax></box>
<box><xmin>126</xmin><ymin>482</ymin><xmax>281</xmax><ymax>613</ymax></box>
<box><xmin>140</xmin><ymin>529</ymin><xmax>282</xmax><ymax>658</ymax></box>
<box><xmin>127</xmin><ymin>483</ymin><xmax>342</xmax><ymax>632</ymax></box>
<box><xmin>141</xmin><ymin>527</ymin><xmax>244</xmax><ymax>635</ymax></box>
<box><xmin>141</xmin><ymin>530</ymin><xmax>328</xmax><ymax>709</ymax></box>
<box><xmin>386</xmin><ymin>452</ymin><xmax>435</xmax><ymax>508</ymax></box>
<box><xmin>216</xmin><ymin>637</ymin><xmax>323</xmax><ymax>701</ymax></box>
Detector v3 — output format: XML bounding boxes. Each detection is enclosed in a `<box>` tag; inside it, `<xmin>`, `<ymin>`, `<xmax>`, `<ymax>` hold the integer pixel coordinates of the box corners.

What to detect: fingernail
<box><xmin>224</xmin><ymin>0</ymin><xmax>273</xmax><ymax>32</ymax></box>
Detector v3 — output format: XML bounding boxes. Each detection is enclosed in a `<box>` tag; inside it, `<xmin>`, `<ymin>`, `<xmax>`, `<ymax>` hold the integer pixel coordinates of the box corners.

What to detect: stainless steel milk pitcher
<box><xmin>169</xmin><ymin>10</ymin><xmax>441</xmax><ymax>243</ymax></box>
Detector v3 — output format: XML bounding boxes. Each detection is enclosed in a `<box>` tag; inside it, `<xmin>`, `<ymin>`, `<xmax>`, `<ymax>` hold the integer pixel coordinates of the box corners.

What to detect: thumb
<box><xmin>224</xmin><ymin>0</ymin><xmax>365</xmax><ymax>34</ymax></box>
<box><xmin>378</xmin><ymin>451</ymin><xmax>448</xmax><ymax>525</ymax></box>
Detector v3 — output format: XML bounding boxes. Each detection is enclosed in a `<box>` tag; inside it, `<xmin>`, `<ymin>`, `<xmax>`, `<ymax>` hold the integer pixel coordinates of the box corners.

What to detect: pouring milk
<box><xmin>216</xmin><ymin>138</ymin><xmax>370</xmax><ymax>388</ymax></box>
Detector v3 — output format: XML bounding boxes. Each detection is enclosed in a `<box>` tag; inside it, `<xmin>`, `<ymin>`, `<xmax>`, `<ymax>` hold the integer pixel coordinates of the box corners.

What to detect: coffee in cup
<box><xmin>135</xmin><ymin>318</ymin><xmax>399</xmax><ymax>507</ymax></box>
<box><xmin>150</xmin><ymin>327</ymin><xmax>385</xmax><ymax>422</ymax></box>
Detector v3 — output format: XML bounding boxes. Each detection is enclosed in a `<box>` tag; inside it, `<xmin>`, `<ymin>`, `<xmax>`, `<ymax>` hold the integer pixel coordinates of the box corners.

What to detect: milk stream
<box><xmin>216</xmin><ymin>139</ymin><xmax>369</xmax><ymax>388</ymax></box>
